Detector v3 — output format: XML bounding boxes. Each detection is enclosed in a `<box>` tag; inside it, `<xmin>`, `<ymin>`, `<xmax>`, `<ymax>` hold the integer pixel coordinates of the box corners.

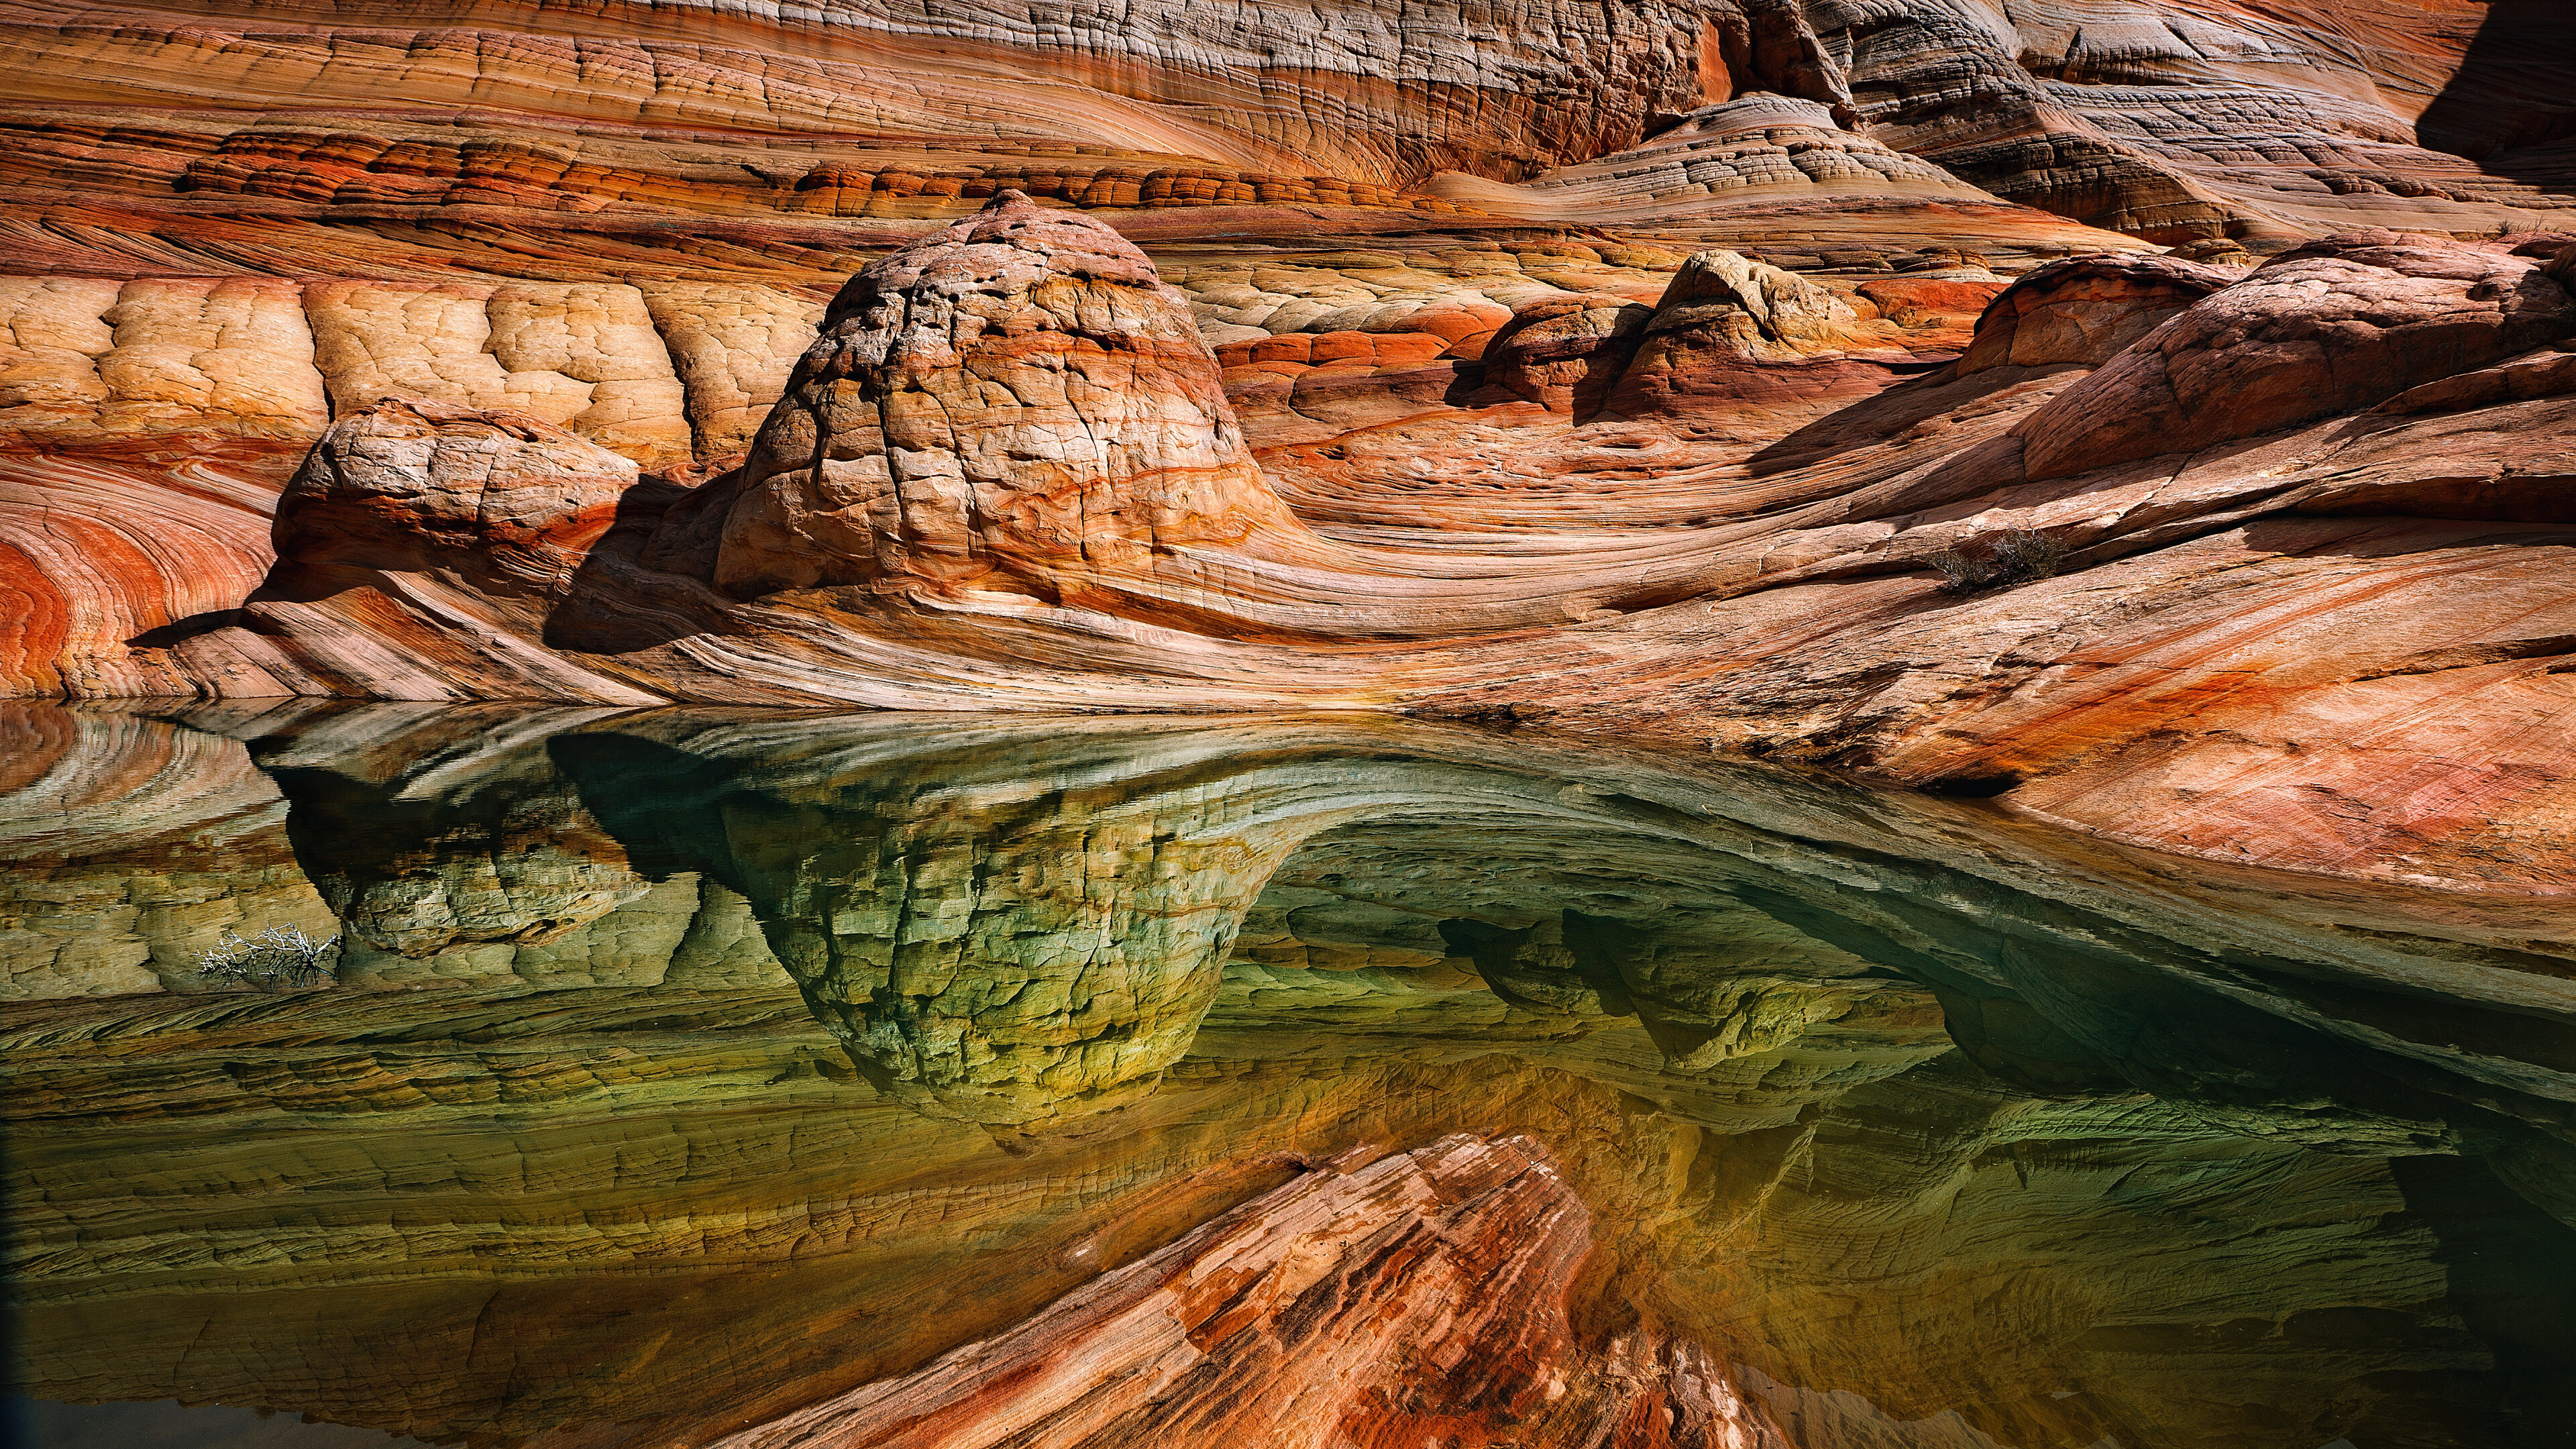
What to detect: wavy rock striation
<box><xmin>706</xmin><ymin>1134</ymin><xmax>1756</xmax><ymax>1449</ymax></box>
<box><xmin>107</xmin><ymin>207</ymin><xmax>2572</xmax><ymax>897</ymax></box>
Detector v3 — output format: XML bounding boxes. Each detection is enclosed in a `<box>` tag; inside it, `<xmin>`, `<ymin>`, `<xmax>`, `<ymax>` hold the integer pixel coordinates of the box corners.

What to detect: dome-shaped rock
<box><xmin>713</xmin><ymin>191</ymin><xmax>1289</xmax><ymax>605</ymax></box>
<box><xmin>1955</xmin><ymin>252</ymin><xmax>2239</xmax><ymax>376</ymax></box>
<box><xmin>1477</xmin><ymin>294</ymin><xmax>1654</xmax><ymax>413</ymax></box>
<box><xmin>1602</xmin><ymin>249</ymin><xmax>1879</xmax><ymax>419</ymax></box>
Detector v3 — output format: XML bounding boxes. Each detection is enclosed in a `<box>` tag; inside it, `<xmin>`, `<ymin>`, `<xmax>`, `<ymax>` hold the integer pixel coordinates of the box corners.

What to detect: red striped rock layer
<box><xmin>706</xmin><ymin>1136</ymin><xmax>1759</xmax><ymax>1449</ymax></box>
<box><xmin>0</xmin><ymin>0</ymin><xmax>1724</xmax><ymax>189</ymax></box>
<box><xmin>5</xmin><ymin>0</ymin><xmax>2567</xmax><ymax>247</ymax></box>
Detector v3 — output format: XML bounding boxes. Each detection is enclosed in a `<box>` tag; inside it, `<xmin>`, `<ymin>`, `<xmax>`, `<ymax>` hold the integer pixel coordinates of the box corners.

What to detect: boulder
<box><xmin>1475</xmin><ymin>293</ymin><xmax>1653</xmax><ymax>412</ymax></box>
<box><xmin>1602</xmin><ymin>249</ymin><xmax>1880</xmax><ymax>417</ymax></box>
<box><xmin>1955</xmin><ymin>253</ymin><xmax>2238</xmax><ymax>375</ymax></box>
<box><xmin>272</xmin><ymin>396</ymin><xmax>638</xmax><ymax>594</ymax></box>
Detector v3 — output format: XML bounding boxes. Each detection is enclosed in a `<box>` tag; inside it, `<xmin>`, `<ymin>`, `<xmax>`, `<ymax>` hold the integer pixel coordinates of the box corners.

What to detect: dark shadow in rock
<box><xmin>541</xmin><ymin>472</ymin><xmax>751</xmax><ymax>655</ymax></box>
<box><xmin>2386</xmin><ymin>1152</ymin><xmax>2576</xmax><ymax>1444</ymax></box>
<box><xmin>2416</xmin><ymin>0</ymin><xmax>2576</xmax><ymax>191</ymax></box>
<box><xmin>124</xmin><ymin>609</ymin><xmax>244</xmax><ymax>649</ymax></box>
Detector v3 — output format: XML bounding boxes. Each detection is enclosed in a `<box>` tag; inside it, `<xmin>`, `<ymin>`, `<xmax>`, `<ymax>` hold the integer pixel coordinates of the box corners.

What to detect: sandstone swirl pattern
<box><xmin>1</xmin><ymin>9</ymin><xmax>2573</xmax><ymax>885</ymax></box>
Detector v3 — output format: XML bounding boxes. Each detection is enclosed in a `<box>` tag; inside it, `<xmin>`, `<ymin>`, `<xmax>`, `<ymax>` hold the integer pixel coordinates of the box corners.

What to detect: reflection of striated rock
<box><xmin>710</xmin><ymin>1135</ymin><xmax>1770</xmax><ymax>1449</ymax></box>
<box><xmin>0</xmin><ymin>702</ymin><xmax>333</xmax><ymax>997</ymax></box>
<box><xmin>239</xmin><ymin>703</ymin><xmax>779</xmax><ymax>990</ymax></box>
<box><xmin>712</xmin><ymin>193</ymin><xmax>1297</xmax><ymax>606</ymax></box>
<box><xmin>223</xmin><ymin>704</ymin><xmax>2576</xmax><ymax>1219</ymax></box>
<box><xmin>7</xmin><ymin>704</ymin><xmax>2576</xmax><ymax>1447</ymax></box>
<box><xmin>555</xmin><ymin>716</ymin><xmax>1397</xmax><ymax>1123</ymax></box>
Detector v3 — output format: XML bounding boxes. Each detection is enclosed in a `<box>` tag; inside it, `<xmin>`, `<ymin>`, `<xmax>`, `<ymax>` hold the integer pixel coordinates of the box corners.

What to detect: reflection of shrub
<box><xmin>197</xmin><ymin>927</ymin><xmax>341</xmax><ymax>991</ymax></box>
<box><xmin>1929</xmin><ymin>529</ymin><xmax>2067</xmax><ymax>594</ymax></box>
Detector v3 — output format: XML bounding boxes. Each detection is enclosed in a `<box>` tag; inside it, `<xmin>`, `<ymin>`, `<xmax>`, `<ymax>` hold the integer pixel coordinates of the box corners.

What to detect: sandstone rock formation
<box><xmin>712</xmin><ymin>192</ymin><xmax>1297</xmax><ymax>608</ymax></box>
<box><xmin>1603</xmin><ymin>247</ymin><xmax>1889</xmax><ymax>421</ymax></box>
<box><xmin>62</xmin><ymin>214</ymin><xmax>2553</xmax><ymax>902</ymax></box>
<box><xmin>276</xmin><ymin>398</ymin><xmax>637</xmax><ymax>587</ymax></box>
<box><xmin>707</xmin><ymin>1135</ymin><xmax>1754</xmax><ymax>1449</ymax></box>
<box><xmin>1479</xmin><ymin>293</ymin><xmax>1658</xmax><ymax>414</ymax></box>
<box><xmin>6</xmin><ymin>6</ymin><xmax>2575</xmax><ymax>1446</ymax></box>
<box><xmin>2015</xmin><ymin>227</ymin><xmax>2576</xmax><ymax>480</ymax></box>
<box><xmin>1951</xmin><ymin>252</ymin><xmax>2237</xmax><ymax>375</ymax></box>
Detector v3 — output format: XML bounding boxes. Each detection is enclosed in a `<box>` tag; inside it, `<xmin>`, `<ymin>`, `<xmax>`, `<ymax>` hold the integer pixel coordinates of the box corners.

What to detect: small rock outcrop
<box><xmin>1955</xmin><ymin>253</ymin><xmax>2238</xmax><ymax>375</ymax></box>
<box><xmin>272</xmin><ymin>396</ymin><xmax>637</xmax><ymax>594</ymax></box>
<box><xmin>712</xmin><ymin>191</ymin><xmax>1294</xmax><ymax>604</ymax></box>
<box><xmin>1477</xmin><ymin>293</ymin><xmax>1654</xmax><ymax>413</ymax></box>
<box><xmin>704</xmin><ymin>1135</ymin><xmax>1752</xmax><ymax>1449</ymax></box>
<box><xmin>2017</xmin><ymin>230</ymin><xmax>2576</xmax><ymax>480</ymax></box>
<box><xmin>1603</xmin><ymin>249</ymin><xmax>1879</xmax><ymax>417</ymax></box>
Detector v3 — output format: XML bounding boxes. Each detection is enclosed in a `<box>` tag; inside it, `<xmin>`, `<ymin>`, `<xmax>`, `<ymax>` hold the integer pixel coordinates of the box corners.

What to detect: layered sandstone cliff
<box><xmin>5</xmin><ymin>1</ymin><xmax>2571</xmax><ymax>735</ymax></box>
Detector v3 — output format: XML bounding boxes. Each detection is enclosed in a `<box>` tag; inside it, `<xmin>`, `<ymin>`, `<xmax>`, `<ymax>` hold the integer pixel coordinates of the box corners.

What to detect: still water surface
<box><xmin>5</xmin><ymin>703</ymin><xmax>2572</xmax><ymax>1447</ymax></box>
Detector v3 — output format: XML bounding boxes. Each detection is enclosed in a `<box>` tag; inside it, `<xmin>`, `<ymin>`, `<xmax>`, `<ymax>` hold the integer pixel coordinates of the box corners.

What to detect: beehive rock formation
<box><xmin>713</xmin><ymin>192</ymin><xmax>1297</xmax><ymax>606</ymax></box>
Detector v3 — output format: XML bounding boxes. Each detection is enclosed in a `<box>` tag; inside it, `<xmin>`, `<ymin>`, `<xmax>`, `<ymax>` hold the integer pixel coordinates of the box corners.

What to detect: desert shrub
<box><xmin>1929</xmin><ymin>529</ymin><xmax>2066</xmax><ymax>594</ymax></box>
<box><xmin>197</xmin><ymin>926</ymin><xmax>341</xmax><ymax>991</ymax></box>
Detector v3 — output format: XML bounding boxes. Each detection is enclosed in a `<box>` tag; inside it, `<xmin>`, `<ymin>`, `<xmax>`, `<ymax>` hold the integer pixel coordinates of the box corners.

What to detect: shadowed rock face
<box><xmin>5</xmin><ymin>704</ymin><xmax>2575</xmax><ymax>1447</ymax></box>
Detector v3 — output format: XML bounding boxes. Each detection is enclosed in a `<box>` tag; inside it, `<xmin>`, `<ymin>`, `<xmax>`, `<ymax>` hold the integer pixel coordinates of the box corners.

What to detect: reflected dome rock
<box><xmin>5</xmin><ymin>704</ymin><xmax>2573</xmax><ymax>1448</ymax></box>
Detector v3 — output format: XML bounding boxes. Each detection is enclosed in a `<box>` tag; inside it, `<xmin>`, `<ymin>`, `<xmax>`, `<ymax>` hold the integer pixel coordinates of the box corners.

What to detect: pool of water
<box><xmin>5</xmin><ymin>702</ymin><xmax>2571</xmax><ymax>1447</ymax></box>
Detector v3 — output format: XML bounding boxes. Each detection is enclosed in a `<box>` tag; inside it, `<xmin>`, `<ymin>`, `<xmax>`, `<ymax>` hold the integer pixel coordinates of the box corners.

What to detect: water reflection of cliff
<box><xmin>6</xmin><ymin>703</ymin><xmax>2574</xmax><ymax>1448</ymax></box>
